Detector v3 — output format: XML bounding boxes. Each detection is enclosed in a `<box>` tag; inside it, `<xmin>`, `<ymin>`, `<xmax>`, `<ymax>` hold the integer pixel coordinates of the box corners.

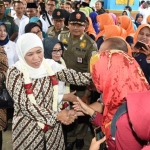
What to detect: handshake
<box><xmin>57</xmin><ymin>109</ymin><xmax>78</xmax><ymax>125</ymax></box>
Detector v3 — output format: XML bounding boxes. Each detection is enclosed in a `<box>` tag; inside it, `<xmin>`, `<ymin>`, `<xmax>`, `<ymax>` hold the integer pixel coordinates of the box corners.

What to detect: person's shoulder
<box><xmin>60</xmin><ymin>30</ymin><xmax>70</xmax><ymax>35</ymax></box>
<box><xmin>7</xmin><ymin>66</ymin><xmax>21</xmax><ymax>76</ymax></box>
<box><xmin>84</xmin><ymin>33</ymin><xmax>96</xmax><ymax>44</ymax></box>
<box><xmin>48</xmin><ymin>25</ymin><xmax>54</xmax><ymax>30</ymax></box>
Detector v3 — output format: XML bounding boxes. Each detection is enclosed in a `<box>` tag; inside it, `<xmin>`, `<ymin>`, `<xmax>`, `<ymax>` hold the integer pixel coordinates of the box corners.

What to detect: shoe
<box><xmin>65</xmin><ymin>141</ymin><xmax>75</xmax><ymax>150</ymax></box>
<box><xmin>75</xmin><ymin>139</ymin><xmax>84</xmax><ymax>150</ymax></box>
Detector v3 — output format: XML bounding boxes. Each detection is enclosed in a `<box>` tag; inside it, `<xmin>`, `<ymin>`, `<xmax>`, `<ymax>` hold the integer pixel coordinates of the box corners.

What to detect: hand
<box><xmin>73</xmin><ymin>97</ymin><xmax>94</xmax><ymax>116</ymax></box>
<box><xmin>63</xmin><ymin>91</ymin><xmax>77</xmax><ymax>103</ymax></box>
<box><xmin>140</xmin><ymin>45</ymin><xmax>150</xmax><ymax>57</ymax></box>
<box><xmin>87</xmin><ymin>83</ymin><xmax>97</xmax><ymax>91</ymax></box>
<box><xmin>89</xmin><ymin>137</ymin><xmax>106</xmax><ymax>150</ymax></box>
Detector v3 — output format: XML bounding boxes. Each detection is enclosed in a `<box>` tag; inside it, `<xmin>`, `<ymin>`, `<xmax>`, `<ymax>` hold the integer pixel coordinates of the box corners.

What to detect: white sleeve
<box><xmin>40</xmin><ymin>17</ymin><xmax>48</xmax><ymax>33</ymax></box>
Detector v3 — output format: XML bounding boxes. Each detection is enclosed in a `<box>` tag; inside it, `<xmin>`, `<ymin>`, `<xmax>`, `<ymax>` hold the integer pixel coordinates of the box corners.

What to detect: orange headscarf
<box><xmin>104</xmin><ymin>25</ymin><xmax>127</xmax><ymax>40</ymax></box>
<box><xmin>96</xmin><ymin>14</ymin><xmax>115</xmax><ymax>41</ymax></box>
<box><xmin>118</xmin><ymin>16</ymin><xmax>135</xmax><ymax>37</ymax></box>
<box><xmin>90</xmin><ymin>50</ymin><xmax>149</xmax><ymax>138</ymax></box>
<box><xmin>147</xmin><ymin>15</ymin><xmax>150</xmax><ymax>24</ymax></box>
<box><xmin>86</xmin><ymin>16</ymin><xmax>96</xmax><ymax>39</ymax></box>
<box><xmin>134</xmin><ymin>24</ymin><xmax>150</xmax><ymax>45</ymax></box>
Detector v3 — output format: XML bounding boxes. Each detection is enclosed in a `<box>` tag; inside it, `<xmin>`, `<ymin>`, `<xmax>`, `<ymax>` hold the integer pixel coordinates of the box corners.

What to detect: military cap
<box><xmin>52</xmin><ymin>9</ymin><xmax>65</xmax><ymax>20</ymax></box>
<box><xmin>27</xmin><ymin>2</ymin><xmax>37</xmax><ymax>8</ymax></box>
<box><xmin>69</xmin><ymin>11</ymin><xmax>86</xmax><ymax>25</ymax></box>
<box><xmin>0</xmin><ymin>1</ymin><xmax>4</xmax><ymax>6</ymax></box>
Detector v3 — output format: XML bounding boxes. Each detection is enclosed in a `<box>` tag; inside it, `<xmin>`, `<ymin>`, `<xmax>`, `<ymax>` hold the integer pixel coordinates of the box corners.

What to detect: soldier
<box><xmin>47</xmin><ymin>9</ymin><xmax>66</xmax><ymax>38</ymax></box>
<box><xmin>0</xmin><ymin>1</ymin><xmax>18</xmax><ymax>41</ymax></box>
<box><xmin>58</xmin><ymin>11</ymin><xmax>98</xmax><ymax>150</ymax></box>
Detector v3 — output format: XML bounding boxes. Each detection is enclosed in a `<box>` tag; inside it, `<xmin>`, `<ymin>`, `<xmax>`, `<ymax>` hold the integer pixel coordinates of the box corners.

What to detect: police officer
<box><xmin>47</xmin><ymin>9</ymin><xmax>68</xmax><ymax>38</ymax></box>
<box><xmin>58</xmin><ymin>11</ymin><xmax>98</xmax><ymax>150</ymax></box>
<box><xmin>0</xmin><ymin>1</ymin><xmax>18</xmax><ymax>41</ymax></box>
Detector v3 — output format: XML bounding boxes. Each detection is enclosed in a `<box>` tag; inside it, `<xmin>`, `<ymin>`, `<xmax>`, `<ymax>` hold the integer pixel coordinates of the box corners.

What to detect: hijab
<box><xmin>133</xmin><ymin>24</ymin><xmax>150</xmax><ymax>45</ymax></box>
<box><xmin>43</xmin><ymin>37</ymin><xmax>64</xmax><ymax>61</ymax></box>
<box><xmin>0</xmin><ymin>22</ymin><xmax>9</xmax><ymax>46</ymax></box>
<box><xmin>109</xmin><ymin>13</ymin><xmax>117</xmax><ymax>25</ymax></box>
<box><xmin>89</xmin><ymin>12</ymin><xmax>99</xmax><ymax>34</ymax></box>
<box><xmin>135</xmin><ymin>13</ymin><xmax>143</xmax><ymax>28</ymax></box>
<box><xmin>147</xmin><ymin>15</ymin><xmax>150</xmax><ymax>25</ymax></box>
<box><xmin>90</xmin><ymin>50</ymin><xmax>149</xmax><ymax>138</ymax></box>
<box><xmin>14</xmin><ymin>33</ymin><xmax>49</xmax><ymax>79</ymax></box>
<box><xmin>96</xmin><ymin>14</ymin><xmax>114</xmax><ymax>41</ymax></box>
<box><xmin>4</xmin><ymin>8</ymin><xmax>11</xmax><ymax>16</ymax></box>
<box><xmin>104</xmin><ymin>25</ymin><xmax>127</xmax><ymax>40</ymax></box>
<box><xmin>25</xmin><ymin>22</ymin><xmax>42</xmax><ymax>33</ymax></box>
<box><xmin>118</xmin><ymin>16</ymin><xmax>135</xmax><ymax>37</ymax></box>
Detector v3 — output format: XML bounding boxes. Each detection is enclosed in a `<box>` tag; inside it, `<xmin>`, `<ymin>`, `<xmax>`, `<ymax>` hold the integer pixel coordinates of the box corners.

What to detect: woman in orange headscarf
<box><xmin>147</xmin><ymin>15</ymin><xmax>150</xmax><ymax>25</ymax></box>
<box><xmin>133</xmin><ymin>24</ymin><xmax>150</xmax><ymax>84</ymax></box>
<box><xmin>118</xmin><ymin>16</ymin><xmax>135</xmax><ymax>45</ymax></box>
<box><xmin>103</xmin><ymin>25</ymin><xmax>127</xmax><ymax>40</ymax></box>
<box><xmin>74</xmin><ymin>50</ymin><xmax>149</xmax><ymax>150</ymax></box>
<box><xmin>85</xmin><ymin>16</ymin><xmax>96</xmax><ymax>41</ymax></box>
<box><xmin>96</xmin><ymin>13</ymin><xmax>115</xmax><ymax>49</ymax></box>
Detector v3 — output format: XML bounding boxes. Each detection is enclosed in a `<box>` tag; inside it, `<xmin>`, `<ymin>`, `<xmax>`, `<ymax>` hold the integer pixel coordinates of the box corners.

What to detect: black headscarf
<box><xmin>43</xmin><ymin>37</ymin><xmax>64</xmax><ymax>62</ymax></box>
<box><xmin>0</xmin><ymin>22</ymin><xmax>9</xmax><ymax>46</ymax></box>
<box><xmin>25</xmin><ymin>22</ymin><xmax>42</xmax><ymax>33</ymax></box>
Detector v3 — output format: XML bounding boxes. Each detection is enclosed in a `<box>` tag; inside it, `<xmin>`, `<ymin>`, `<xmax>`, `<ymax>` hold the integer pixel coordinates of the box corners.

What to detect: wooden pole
<box><xmin>127</xmin><ymin>0</ymin><xmax>130</xmax><ymax>6</ymax></box>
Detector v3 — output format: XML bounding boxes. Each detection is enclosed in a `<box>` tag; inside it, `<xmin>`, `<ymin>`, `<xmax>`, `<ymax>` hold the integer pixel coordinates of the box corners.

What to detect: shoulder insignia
<box><xmin>62</xmin><ymin>38</ymin><xmax>68</xmax><ymax>44</ymax></box>
<box><xmin>80</xmin><ymin>40</ymin><xmax>86</xmax><ymax>49</ymax></box>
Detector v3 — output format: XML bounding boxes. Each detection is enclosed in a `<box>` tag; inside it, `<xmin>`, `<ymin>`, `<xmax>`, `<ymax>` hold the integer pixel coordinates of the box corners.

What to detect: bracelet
<box><xmin>89</xmin><ymin>111</ymin><xmax>98</xmax><ymax>122</ymax></box>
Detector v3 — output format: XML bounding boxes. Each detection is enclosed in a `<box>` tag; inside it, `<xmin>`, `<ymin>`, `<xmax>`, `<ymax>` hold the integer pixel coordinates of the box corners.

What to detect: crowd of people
<box><xmin>0</xmin><ymin>0</ymin><xmax>150</xmax><ymax>150</ymax></box>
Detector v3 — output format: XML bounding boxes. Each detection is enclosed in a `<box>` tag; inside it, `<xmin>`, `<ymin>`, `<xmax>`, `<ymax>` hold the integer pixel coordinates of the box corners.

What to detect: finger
<box><xmin>98</xmin><ymin>136</ymin><xmax>106</xmax><ymax>144</ymax></box>
<box><xmin>71</xmin><ymin>90</ymin><xmax>76</xmax><ymax>95</ymax></box>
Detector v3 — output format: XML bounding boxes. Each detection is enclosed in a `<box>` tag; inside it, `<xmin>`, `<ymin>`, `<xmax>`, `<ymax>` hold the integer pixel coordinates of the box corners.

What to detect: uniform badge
<box><xmin>77</xmin><ymin>57</ymin><xmax>83</xmax><ymax>63</ymax></box>
<box><xmin>76</xmin><ymin>13</ymin><xmax>81</xmax><ymax>20</ymax></box>
<box><xmin>57</xmin><ymin>11</ymin><xmax>61</xmax><ymax>16</ymax></box>
<box><xmin>62</xmin><ymin>38</ymin><xmax>68</xmax><ymax>44</ymax></box>
<box><xmin>80</xmin><ymin>40</ymin><xmax>86</xmax><ymax>49</ymax></box>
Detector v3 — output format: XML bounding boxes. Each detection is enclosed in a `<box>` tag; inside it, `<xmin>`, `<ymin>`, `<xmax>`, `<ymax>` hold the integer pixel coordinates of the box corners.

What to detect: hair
<box><xmin>39</xmin><ymin>2</ymin><xmax>46</xmax><ymax>14</ymax></box>
<box><xmin>65</xmin><ymin>2</ymin><xmax>72</xmax><ymax>8</ymax></box>
<box><xmin>100</xmin><ymin>38</ymin><xmax>128</xmax><ymax>52</ymax></box>
<box><xmin>3</xmin><ymin>0</ymin><xmax>11</xmax><ymax>3</ymax></box>
<box><xmin>46</xmin><ymin>0</ymin><xmax>56</xmax><ymax>4</ymax></box>
<box><xmin>96</xmin><ymin>0</ymin><xmax>104</xmax><ymax>7</ymax></box>
<box><xmin>13</xmin><ymin>1</ymin><xmax>23</xmax><ymax>6</ymax></box>
<box><xmin>125</xmin><ymin>6</ymin><xmax>132</xmax><ymax>12</ymax></box>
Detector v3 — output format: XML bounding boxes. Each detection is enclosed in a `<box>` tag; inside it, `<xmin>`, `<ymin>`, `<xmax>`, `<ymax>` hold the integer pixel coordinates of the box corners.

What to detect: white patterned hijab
<box><xmin>14</xmin><ymin>33</ymin><xmax>49</xmax><ymax>79</ymax></box>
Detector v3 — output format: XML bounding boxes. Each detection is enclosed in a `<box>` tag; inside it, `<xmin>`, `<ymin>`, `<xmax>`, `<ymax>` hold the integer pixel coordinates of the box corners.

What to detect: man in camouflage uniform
<box><xmin>47</xmin><ymin>9</ymin><xmax>67</xmax><ymax>38</ymax></box>
<box><xmin>58</xmin><ymin>11</ymin><xmax>98</xmax><ymax>150</ymax></box>
<box><xmin>0</xmin><ymin>1</ymin><xmax>18</xmax><ymax>41</ymax></box>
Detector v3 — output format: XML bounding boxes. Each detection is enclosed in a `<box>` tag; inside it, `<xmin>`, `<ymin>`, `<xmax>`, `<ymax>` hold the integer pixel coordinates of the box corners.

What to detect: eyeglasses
<box><xmin>32</xmin><ymin>30</ymin><xmax>42</xmax><ymax>35</ymax></box>
<box><xmin>52</xmin><ymin>49</ymin><xmax>63</xmax><ymax>54</ymax></box>
<box><xmin>47</xmin><ymin>4</ymin><xmax>55</xmax><ymax>7</ymax></box>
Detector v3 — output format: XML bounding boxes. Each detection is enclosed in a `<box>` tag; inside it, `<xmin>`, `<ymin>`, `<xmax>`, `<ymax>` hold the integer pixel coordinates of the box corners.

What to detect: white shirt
<box><xmin>40</xmin><ymin>13</ymin><xmax>53</xmax><ymax>27</ymax></box>
<box><xmin>14</xmin><ymin>14</ymin><xmax>28</xmax><ymax>27</ymax></box>
<box><xmin>18</xmin><ymin>17</ymin><xmax>48</xmax><ymax>37</ymax></box>
<box><xmin>140</xmin><ymin>7</ymin><xmax>150</xmax><ymax>24</ymax></box>
<box><xmin>4</xmin><ymin>41</ymin><xmax>18</xmax><ymax>67</ymax></box>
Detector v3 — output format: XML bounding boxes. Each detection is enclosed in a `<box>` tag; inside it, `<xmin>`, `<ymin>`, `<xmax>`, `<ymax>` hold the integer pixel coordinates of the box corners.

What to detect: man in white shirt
<box><xmin>13</xmin><ymin>1</ymin><xmax>28</xmax><ymax>27</ymax></box>
<box><xmin>43</xmin><ymin>0</ymin><xmax>56</xmax><ymax>27</ymax></box>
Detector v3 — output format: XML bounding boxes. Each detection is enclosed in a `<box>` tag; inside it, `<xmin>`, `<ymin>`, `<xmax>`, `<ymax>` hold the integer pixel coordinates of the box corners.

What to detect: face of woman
<box><xmin>24</xmin><ymin>47</ymin><xmax>44</xmax><ymax>68</ymax></box>
<box><xmin>137</xmin><ymin>16</ymin><xmax>143</xmax><ymax>23</ymax></box>
<box><xmin>30</xmin><ymin>26</ymin><xmax>43</xmax><ymax>40</ymax></box>
<box><xmin>52</xmin><ymin>43</ymin><xmax>62</xmax><ymax>62</ymax></box>
<box><xmin>122</xmin><ymin>11</ymin><xmax>127</xmax><ymax>16</ymax></box>
<box><xmin>0</xmin><ymin>25</ymin><xmax>7</xmax><ymax>41</ymax></box>
<box><xmin>95</xmin><ymin>2</ymin><xmax>102</xmax><ymax>11</ymax></box>
<box><xmin>137</xmin><ymin>27</ymin><xmax>150</xmax><ymax>44</ymax></box>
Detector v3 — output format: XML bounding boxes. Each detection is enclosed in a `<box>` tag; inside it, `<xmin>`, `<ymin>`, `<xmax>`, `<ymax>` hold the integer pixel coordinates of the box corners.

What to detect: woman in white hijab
<box><xmin>6</xmin><ymin>33</ymin><xmax>91</xmax><ymax>150</ymax></box>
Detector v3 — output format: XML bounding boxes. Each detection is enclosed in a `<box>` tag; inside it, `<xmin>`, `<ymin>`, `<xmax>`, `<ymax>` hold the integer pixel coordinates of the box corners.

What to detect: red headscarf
<box><xmin>86</xmin><ymin>16</ymin><xmax>96</xmax><ymax>39</ymax></box>
<box><xmin>104</xmin><ymin>25</ymin><xmax>127</xmax><ymax>40</ymax></box>
<box><xmin>134</xmin><ymin>24</ymin><xmax>150</xmax><ymax>45</ymax></box>
<box><xmin>90</xmin><ymin>50</ymin><xmax>149</xmax><ymax>138</ymax></box>
<box><xmin>118</xmin><ymin>16</ymin><xmax>135</xmax><ymax>37</ymax></box>
<box><xmin>96</xmin><ymin>14</ymin><xmax>115</xmax><ymax>41</ymax></box>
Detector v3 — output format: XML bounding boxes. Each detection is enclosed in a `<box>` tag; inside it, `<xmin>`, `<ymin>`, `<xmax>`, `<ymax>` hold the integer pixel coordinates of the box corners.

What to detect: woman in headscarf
<box><xmin>89</xmin><ymin>11</ymin><xmax>99</xmax><ymax>34</ymax></box>
<box><xmin>29</xmin><ymin>16</ymin><xmax>48</xmax><ymax>38</ymax></box>
<box><xmin>135</xmin><ymin>13</ymin><xmax>143</xmax><ymax>28</ymax></box>
<box><xmin>96</xmin><ymin>13</ymin><xmax>115</xmax><ymax>49</ymax></box>
<box><xmin>25</xmin><ymin>22</ymin><xmax>43</xmax><ymax>40</ymax></box>
<box><xmin>109</xmin><ymin>13</ymin><xmax>117</xmax><ymax>25</ymax></box>
<box><xmin>118</xmin><ymin>16</ymin><xmax>135</xmax><ymax>45</ymax></box>
<box><xmin>103</xmin><ymin>25</ymin><xmax>127</xmax><ymax>40</ymax></box>
<box><xmin>85</xmin><ymin>17</ymin><xmax>96</xmax><ymax>41</ymax></box>
<box><xmin>73</xmin><ymin>50</ymin><xmax>149</xmax><ymax>150</ymax></box>
<box><xmin>95</xmin><ymin>0</ymin><xmax>105</xmax><ymax>15</ymax></box>
<box><xmin>132</xmin><ymin>24</ymin><xmax>150</xmax><ymax>84</ymax></box>
<box><xmin>6</xmin><ymin>33</ymin><xmax>91</xmax><ymax>150</ymax></box>
<box><xmin>147</xmin><ymin>15</ymin><xmax>150</xmax><ymax>25</ymax></box>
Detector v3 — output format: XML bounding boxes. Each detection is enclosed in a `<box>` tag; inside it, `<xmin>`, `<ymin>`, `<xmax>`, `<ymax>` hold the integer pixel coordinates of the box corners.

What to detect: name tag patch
<box><xmin>77</xmin><ymin>57</ymin><xmax>83</xmax><ymax>63</ymax></box>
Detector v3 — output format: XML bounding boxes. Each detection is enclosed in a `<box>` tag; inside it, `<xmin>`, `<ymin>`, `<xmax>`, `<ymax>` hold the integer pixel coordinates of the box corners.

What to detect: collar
<box><xmin>69</xmin><ymin>33</ymin><xmax>84</xmax><ymax>40</ymax></box>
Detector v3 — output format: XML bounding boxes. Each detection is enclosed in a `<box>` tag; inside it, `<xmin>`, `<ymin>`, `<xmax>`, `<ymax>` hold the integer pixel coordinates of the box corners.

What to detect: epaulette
<box><xmin>60</xmin><ymin>30</ymin><xmax>70</xmax><ymax>35</ymax></box>
<box><xmin>84</xmin><ymin>33</ymin><xmax>95</xmax><ymax>44</ymax></box>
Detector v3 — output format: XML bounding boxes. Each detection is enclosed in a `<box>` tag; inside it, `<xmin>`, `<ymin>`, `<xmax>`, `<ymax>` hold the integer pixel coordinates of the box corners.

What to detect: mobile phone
<box><xmin>134</xmin><ymin>41</ymin><xmax>148</xmax><ymax>51</ymax></box>
<box><xmin>94</xmin><ymin>127</ymin><xmax>107</xmax><ymax>150</ymax></box>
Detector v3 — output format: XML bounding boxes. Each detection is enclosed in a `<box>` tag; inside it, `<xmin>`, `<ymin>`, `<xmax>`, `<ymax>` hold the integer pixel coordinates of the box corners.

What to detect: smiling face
<box><xmin>0</xmin><ymin>25</ymin><xmax>7</xmax><ymax>41</ymax></box>
<box><xmin>137</xmin><ymin>27</ymin><xmax>150</xmax><ymax>44</ymax></box>
<box><xmin>24</xmin><ymin>46</ymin><xmax>43</xmax><ymax>68</ymax></box>
<box><xmin>52</xmin><ymin>43</ymin><xmax>62</xmax><ymax>62</ymax></box>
